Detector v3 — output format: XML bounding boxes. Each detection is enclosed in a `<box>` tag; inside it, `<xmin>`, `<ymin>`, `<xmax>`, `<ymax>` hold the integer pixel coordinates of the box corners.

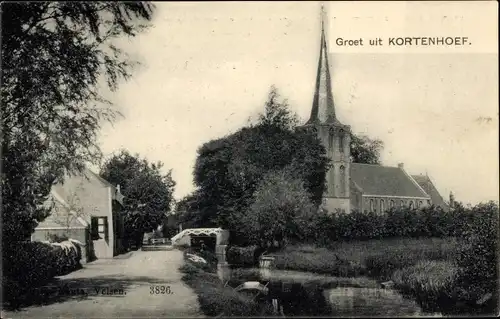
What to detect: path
<box><xmin>4</xmin><ymin>249</ymin><xmax>204</xmax><ymax>318</ymax></box>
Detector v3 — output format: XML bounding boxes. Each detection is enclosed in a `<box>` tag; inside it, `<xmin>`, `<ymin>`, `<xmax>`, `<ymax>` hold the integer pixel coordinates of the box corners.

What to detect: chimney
<box><xmin>398</xmin><ymin>163</ymin><xmax>404</xmax><ymax>169</ymax></box>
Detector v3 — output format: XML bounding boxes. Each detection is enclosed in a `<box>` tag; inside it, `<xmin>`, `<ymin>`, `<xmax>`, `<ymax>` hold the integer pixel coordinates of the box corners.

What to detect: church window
<box><xmin>400</xmin><ymin>200</ymin><xmax>404</xmax><ymax>207</ymax></box>
<box><xmin>339</xmin><ymin>165</ymin><xmax>346</xmax><ymax>196</ymax></box>
<box><xmin>328</xmin><ymin>132</ymin><xmax>334</xmax><ymax>149</ymax></box>
<box><xmin>369</xmin><ymin>199</ymin><xmax>374</xmax><ymax>212</ymax></box>
<box><xmin>417</xmin><ymin>200</ymin><xmax>423</xmax><ymax>208</ymax></box>
<box><xmin>390</xmin><ymin>200</ymin><xmax>395</xmax><ymax>208</ymax></box>
<box><xmin>380</xmin><ymin>199</ymin><xmax>385</xmax><ymax>213</ymax></box>
<box><xmin>409</xmin><ymin>201</ymin><xmax>414</xmax><ymax>209</ymax></box>
<box><xmin>338</xmin><ymin>133</ymin><xmax>344</xmax><ymax>153</ymax></box>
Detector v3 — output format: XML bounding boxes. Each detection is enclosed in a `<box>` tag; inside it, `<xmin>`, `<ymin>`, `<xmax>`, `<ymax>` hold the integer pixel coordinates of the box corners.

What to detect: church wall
<box><xmin>350</xmin><ymin>183</ymin><xmax>363</xmax><ymax>212</ymax></box>
<box><xmin>362</xmin><ymin>196</ymin><xmax>431</xmax><ymax>213</ymax></box>
<box><xmin>315</xmin><ymin>125</ymin><xmax>351</xmax><ymax>202</ymax></box>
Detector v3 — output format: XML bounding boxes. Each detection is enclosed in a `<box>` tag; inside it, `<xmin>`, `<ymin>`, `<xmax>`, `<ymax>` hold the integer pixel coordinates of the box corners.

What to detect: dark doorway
<box><xmin>191</xmin><ymin>235</ymin><xmax>216</xmax><ymax>252</ymax></box>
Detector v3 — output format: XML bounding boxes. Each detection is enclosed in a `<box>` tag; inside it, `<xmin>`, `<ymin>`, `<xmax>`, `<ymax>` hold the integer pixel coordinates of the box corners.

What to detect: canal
<box><xmin>216</xmin><ymin>263</ymin><xmax>443</xmax><ymax>317</ymax></box>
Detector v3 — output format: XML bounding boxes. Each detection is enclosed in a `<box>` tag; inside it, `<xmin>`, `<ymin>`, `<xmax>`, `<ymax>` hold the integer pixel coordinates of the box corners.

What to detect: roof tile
<box><xmin>351</xmin><ymin>163</ymin><xmax>429</xmax><ymax>198</ymax></box>
<box><xmin>412</xmin><ymin>174</ymin><xmax>449</xmax><ymax>210</ymax></box>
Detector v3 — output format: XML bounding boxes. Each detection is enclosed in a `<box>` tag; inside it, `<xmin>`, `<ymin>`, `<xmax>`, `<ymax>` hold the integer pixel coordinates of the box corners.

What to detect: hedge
<box><xmin>3</xmin><ymin>239</ymin><xmax>83</xmax><ymax>306</ymax></box>
<box><xmin>226</xmin><ymin>245</ymin><xmax>263</xmax><ymax>266</ymax></box>
<box><xmin>306</xmin><ymin>205</ymin><xmax>483</xmax><ymax>244</ymax></box>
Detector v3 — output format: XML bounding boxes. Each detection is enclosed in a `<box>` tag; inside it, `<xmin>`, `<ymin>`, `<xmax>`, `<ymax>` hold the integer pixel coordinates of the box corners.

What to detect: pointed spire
<box><xmin>307</xmin><ymin>2</ymin><xmax>338</xmax><ymax>125</ymax></box>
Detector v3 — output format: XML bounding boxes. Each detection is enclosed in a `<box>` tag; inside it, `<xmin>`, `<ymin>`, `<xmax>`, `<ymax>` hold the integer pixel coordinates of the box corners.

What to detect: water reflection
<box><xmin>216</xmin><ymin>263</ymin><xmax>441</xmax><ymax>317</ymax></box>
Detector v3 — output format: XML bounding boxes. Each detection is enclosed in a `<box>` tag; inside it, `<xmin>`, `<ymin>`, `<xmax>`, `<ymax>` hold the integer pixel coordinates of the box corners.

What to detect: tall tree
<box><xmin>1</xmin><ymin>3</ymin><xmax>155</xmax><ymax>246</ymax></box>
<box><xmin>191</xmin><ymin>86</ymin><xmax>330</xmax><ymax>232</ymax></box>
<box><xmin>350</xmin><ymin>133</ymin><xmax>384</xmax><ymax>165</ymax></box>
<box><xmin>100</xmin><ymin>149</ymin><xmax>176</xmax><ymax>246</ymax></box>
<box><xmin>239</xmin><ymin>168</ymin><xmax>315</xmax><ymax>247</ymax></box>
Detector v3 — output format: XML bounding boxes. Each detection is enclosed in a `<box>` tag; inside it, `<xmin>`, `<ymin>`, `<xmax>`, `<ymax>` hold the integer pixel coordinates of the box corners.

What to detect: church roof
<box><xmin>306</xmin><ymin>5</ymin><xmax>341</xmax><ymax>126</ymax></box>
<box><xmin>411</xmin><ymin>174</ymin><xmax>449</xmax><ymax>210</ymax></box>
<box><xmin>351</xmin><ymin>163</ymin><xmax>430</xmax><ymax>198</ymax></box>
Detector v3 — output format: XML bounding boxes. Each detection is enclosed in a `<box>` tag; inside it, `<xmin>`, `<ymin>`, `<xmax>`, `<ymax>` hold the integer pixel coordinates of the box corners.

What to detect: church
<box><xmin>302</xmin><ymin>7</ymin><xmax>450</xmax><ymax>214</ymax></box>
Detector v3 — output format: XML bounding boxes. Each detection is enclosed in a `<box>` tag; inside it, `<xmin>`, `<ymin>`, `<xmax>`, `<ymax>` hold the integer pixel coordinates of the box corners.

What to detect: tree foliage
<box><xmin>455</xmin><ymin>201</ymin><xmax>498</xmax><ymax>310</ymax></box>
<box><xmin>350</xmin><ymin>133</ymin><xmax>384</xmax><ymax>165</ymax></box>
<box><xmin>189</xmin><ymin>86</ymin><xmax>329</xmax><ymax>233</ymax></box>
<box><xmin>1</xmin><ymin>2</ymin><xmax>155</xmax><ymax>246</ymax></box>
<box><xmin>100</xmin><ymin>149</ymin><xmax>176</xmax><ymax>244</ymax></box>
<box><xmin>238</xmin><ymin>169</ymin><xmax>315</xmax><ymax>247</ymax></box>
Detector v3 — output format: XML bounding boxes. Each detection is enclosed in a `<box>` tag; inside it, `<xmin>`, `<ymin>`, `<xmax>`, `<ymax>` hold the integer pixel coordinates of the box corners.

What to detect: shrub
<box><xmin>455</xmin><ymin>202</ymin><xmax>498</xmax><ymax>314</ymax></box>
<box><xmin>226</xmin><ymin>245</ymin><xmax>261</xmax><ymax>266</ymax></box>
<box><xmin>304</xmin><ymin>204</ymin><xmax>484</xmax><ymax>244</ymax></box>
<box><xmin>183</xmin><ymin>250</ymin><xmax>215</xmax><ymax>273</ymax></box>
<box><xmin>392</xmin><ymin>260</ymin><xmax>459</xmax><ymax>313</ymax></box>
<box><xmin>3</xmin><ymin>240</ymin><xmax>83</xmax><ymax>307</ymax></box>
<box><xmin>363</xmin><ymin>238</ymin><xmax>458</xmax><ymax>279</ymax></box>
<box><xmin>185</xmin><ymin>247</ymin><xmax>218</xmax><ymax>265</ymax></box>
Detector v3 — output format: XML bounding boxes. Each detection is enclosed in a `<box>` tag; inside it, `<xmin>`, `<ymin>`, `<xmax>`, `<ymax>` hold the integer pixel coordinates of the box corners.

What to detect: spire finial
<box><xmin>320</xmin><ymin>2</ymin><xmax>326</xmax><ymax>33</ymax></box>
<box><xmin>306</xmin><ymin>0</ymin><xmax>339</xmax><ymax>125</ymax></box>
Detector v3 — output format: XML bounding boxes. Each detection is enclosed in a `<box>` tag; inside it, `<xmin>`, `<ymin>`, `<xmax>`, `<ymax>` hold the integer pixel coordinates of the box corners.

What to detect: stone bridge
<box><xmin>170</xmin><ymin>228</ymin><xmax>229</xmax><ymax>263</ymax></box>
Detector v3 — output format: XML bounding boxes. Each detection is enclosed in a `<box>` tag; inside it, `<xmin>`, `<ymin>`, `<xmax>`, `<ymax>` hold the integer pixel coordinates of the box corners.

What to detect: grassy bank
<box><xmin>273</xmin><ymin>237</ymin><xmax>458</xmax><ymax>278</ymax></box>
<box><xmin>272</xmin><ymin>237</ymin><xmax>472</xmax><ymax>314</ymax></box>
<box><xmin>178</xmin><ymin>249</ymin><xmax>274</xmax><ymax>317</ymax></box>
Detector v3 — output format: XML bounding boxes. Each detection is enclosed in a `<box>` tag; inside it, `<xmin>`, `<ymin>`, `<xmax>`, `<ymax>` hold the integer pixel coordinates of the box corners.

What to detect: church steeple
<box><xmin>302</xmin><ymin>3</ymin><xmax>351</xmax><ymax>214</ymax></box>
<box><xmin>307</xmin><ymin>3</ymin><xmax>338</xmax><ymax>125</ymax></box>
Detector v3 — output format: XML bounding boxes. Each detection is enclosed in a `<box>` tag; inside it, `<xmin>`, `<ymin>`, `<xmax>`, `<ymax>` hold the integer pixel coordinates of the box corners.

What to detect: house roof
<box><xmin>351</xmin><ymin>163</ymin><xmax>430</xmax><ymax>198</ymax></box>
<box><xmin>411</xmin><ymin>174</ymin><xmax>449</xmax><ymax>210</ymax></box>
<box><xmin>83</xmin><ymin>168</ymin><xmax>124</xmax><ymax>205</ymax></box>
<box><xmin>84</xmin><ymin>168</ymin><xmax>115</xmax><ymax>189</ymax></box>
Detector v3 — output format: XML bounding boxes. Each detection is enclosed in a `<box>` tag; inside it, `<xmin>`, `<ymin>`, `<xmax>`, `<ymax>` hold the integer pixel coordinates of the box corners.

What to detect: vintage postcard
<box><xmin>1</xmin><ymin>1</ymin><xmax>498</xmax><ymax>318</ymax></box>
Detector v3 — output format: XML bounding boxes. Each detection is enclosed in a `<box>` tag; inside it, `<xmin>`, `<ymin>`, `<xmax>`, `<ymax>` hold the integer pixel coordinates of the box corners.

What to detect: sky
<box><xmin>97</xmin><ymin>1</ymin><xmax>498</xmax><ymax>205</ymax></box>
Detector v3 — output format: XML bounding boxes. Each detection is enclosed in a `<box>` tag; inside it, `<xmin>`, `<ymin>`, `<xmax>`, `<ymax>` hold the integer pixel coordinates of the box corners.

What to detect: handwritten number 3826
<box><xmin>150</xmin><ymin>286</ymin><xmax>172</xmax><ymax>294</ymax></box>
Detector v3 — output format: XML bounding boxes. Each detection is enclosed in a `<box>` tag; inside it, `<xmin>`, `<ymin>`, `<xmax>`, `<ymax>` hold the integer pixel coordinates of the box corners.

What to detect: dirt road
<box><xmin>3</xmin><ymin>249</ymin><xmax>204</xmax><ymax>318</ymax></box>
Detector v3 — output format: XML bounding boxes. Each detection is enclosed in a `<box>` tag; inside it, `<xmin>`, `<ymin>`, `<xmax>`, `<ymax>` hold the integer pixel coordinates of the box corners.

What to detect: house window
<box><xmin>339</xmin><ymin>165</ymin><xmax>346</xmax><ymax>197</ymax></box>
<box><xmin>91</xmin><ymin>217</ymin><xmax>108</xmax><ymax>240</ymax></box>
<box><xmin>380</xmin><ymin>199</ymin><xmax>385</xmax><ymax>213</ymax></box>
<box><xmin>390</xmin><ymin>200</ymin><xmax>395</xmax><ymax>208</ymax></box>
<box><xmin>369</xmin><ymin>199</ymin><xmax>374</xmax><ymax>212</ymax></box>
<box><xmin>409</xmin><ymin>201</ymin><xmax>414</xmax><ymax>209</ymax></box>
<box><xmin>417</xmin><ymin>200</ymin><xmax>423</xmax><ymax>208</ymax></box>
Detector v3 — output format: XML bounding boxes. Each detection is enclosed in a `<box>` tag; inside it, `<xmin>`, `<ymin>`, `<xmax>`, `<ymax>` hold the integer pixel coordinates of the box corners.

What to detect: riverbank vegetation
<box><xmin>270</xmin><ymin>202</ymin><xmax>498</xmax><ymax>315</ymax></box>
<box><xmin>273</xmin><ymin>237</ymin><xmax>458</xmax><ymax>278</ymax></box>
<box><xmin>177</xmin><ymin>88</ymin><xmax>498</xmax><ymax>316</ymax></box>
<box><xmin>179</xmin><ymin>249</ymin><xmax>274</xmax><ymax>317</ymax></box>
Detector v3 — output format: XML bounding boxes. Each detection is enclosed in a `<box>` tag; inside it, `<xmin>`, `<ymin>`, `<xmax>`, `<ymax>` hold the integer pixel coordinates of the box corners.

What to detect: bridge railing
<box><xmin>150</xmin><ymin>238</ymin><xmax>171</xmax><ymax>245</ymax></box>
<box><xmin>171</xmin><ymin>228</ymin><xmax>226</xmax><ymax>246</ymax></box>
